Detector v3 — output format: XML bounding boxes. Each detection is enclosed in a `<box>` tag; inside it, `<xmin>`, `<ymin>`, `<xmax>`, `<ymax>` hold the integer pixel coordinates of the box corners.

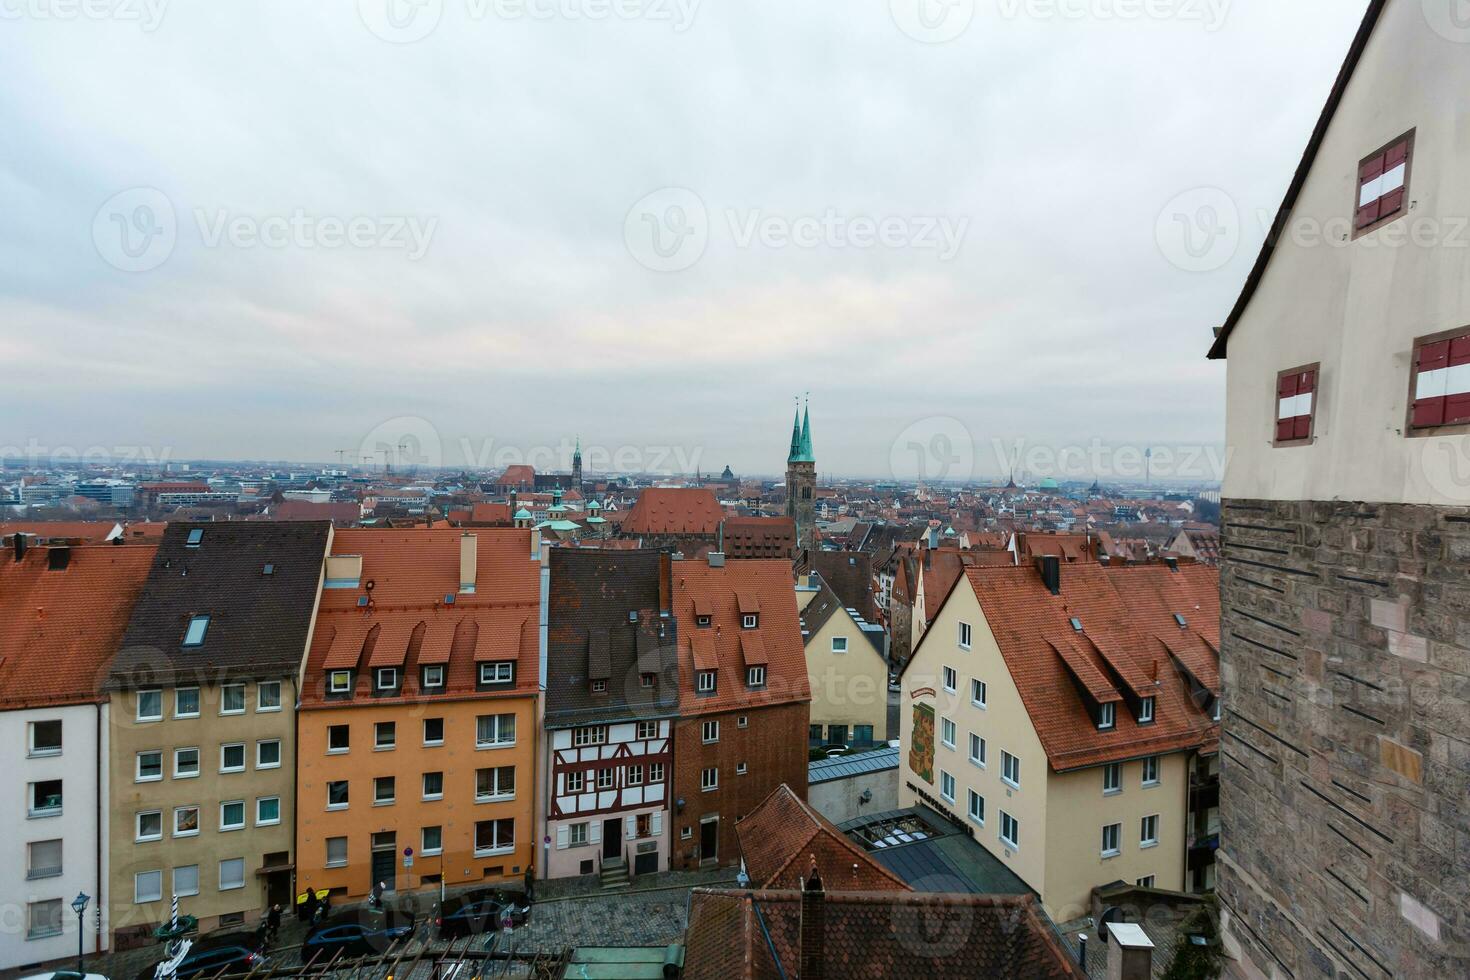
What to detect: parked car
<box><xmin>24</xmin><ymin>972</ymin><xmax>109</xmax><ymax>980</ymax></box>
<box><xmin>302</xmin><ymin>909</ymin><xmax>416</xmax><ymax>961</ymax></box>
<box><xmin>133</xmin><ymin>933</ymin><xmax>265</xmax><ymax>980</ymax></box>
<box><xmin>433</xmin><ymin>889</ymin><xmax>531</xmax><ymax>938</ymax></box>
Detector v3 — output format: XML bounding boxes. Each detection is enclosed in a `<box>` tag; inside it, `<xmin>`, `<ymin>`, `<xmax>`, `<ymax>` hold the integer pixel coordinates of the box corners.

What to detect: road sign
<box><xmin>403</xmin><ymin>847</ymin><xmax>414</xmax><ymax>857</ymax></box>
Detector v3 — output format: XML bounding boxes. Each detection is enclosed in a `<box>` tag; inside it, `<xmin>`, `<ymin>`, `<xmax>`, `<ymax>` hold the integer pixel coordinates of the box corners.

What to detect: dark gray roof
<box><xmin>840</xmin><ymin>805</ymin><xmax>1036</xmax><ymax>898</ymax></box>
<box><xmin>107</xmin><ymin>521</ymin><xmax>331</xmax><ymax>690</ymax></box>
<box><xmin>800</xmin><ymin>579</ymin><xmax>884</xmax><ymax>656</ymax></box>
<box><xmin>808</xmin><ymin>745</ymin><xmax>899</xmax><ymax>785</ymax></box>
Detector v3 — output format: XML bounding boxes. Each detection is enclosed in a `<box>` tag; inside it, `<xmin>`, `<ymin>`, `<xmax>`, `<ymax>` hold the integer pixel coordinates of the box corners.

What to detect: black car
<box><xmin>302</xmin><ymin>910</ymin><xmax>416</xmax><ymax>961</ymax></box>
<box><xmin>134</xmin><ymin>933</ymin><xmax>266</xmax><ymax>980</ymax></box>
<box><xmin>433</xmin><ymin>890</ymin><xmax>531</xmax><ymax>938</ymax></box>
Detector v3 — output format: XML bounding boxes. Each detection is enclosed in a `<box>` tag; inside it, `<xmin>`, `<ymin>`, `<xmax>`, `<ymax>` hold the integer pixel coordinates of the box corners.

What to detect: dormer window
<box><xmin>696</xmin><ymin>670</ymin><xmax>717</xmax><ymax>694</ymax></box>
<box><xmin>1098</xmin><ymin>702</ymin><xmax>1116</xmax><ymax>731</ymax></box>
<box><xmin>696</xmin><ymin>615</ymin><xmax>711</xmax><ymax>628</ymax></box>
<box><xmin>479</xmin><ymin>662</ymin><xmax>513</xmax><ymax>685</ymax></box>
<box><xmin>746</xmin><ymin>666</ymin><xmax>766</xmax><ymax>688</ymax></box>
<box><xmin>328</xmin><ymin>671</ymin><xmax>352</xmax><ymax>694</ymax></box>
<box><xmin>591</xmin><ymin>679</ymin><xmax>607</xmax><ymax>693</ymax></box>
<box><xmin>742</xmin><ymin>614</ymin><xmax>758</xmax><ymax>629</ymax></box>
<box><xmin>1138</xmin><ymin>696</ymin><xmax>1156</xmax><ymax>724</ymax></box>
<box><xmin>640</xmin><ymin>673</ymin><xmax>656</xmax><ymax>689</ymax></box>
<box><xmin>185</xmin><ymin>529</ymin><xmax>203</xmax><ymax>548</ymax></box>
<box><xmin>375</xmin><ymin>668</ymin><xmax>398</xmax><ymax>692</ymax></box>
<box><xmin>422</xmin><ymin>665</ymin><xmax>444</xmax><ymax>689</ymax></box>
<box><xmin>182</xmin><ymin>615</ymin><xmax>210</xmax><ymax>647</ymax></box>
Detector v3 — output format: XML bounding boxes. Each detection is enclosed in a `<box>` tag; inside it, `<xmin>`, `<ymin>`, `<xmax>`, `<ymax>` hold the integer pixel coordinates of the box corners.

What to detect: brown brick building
<box><xmin>668</xmin><ymin>557</ymin><xmax>811</xmax><ymax>868</ymax></box>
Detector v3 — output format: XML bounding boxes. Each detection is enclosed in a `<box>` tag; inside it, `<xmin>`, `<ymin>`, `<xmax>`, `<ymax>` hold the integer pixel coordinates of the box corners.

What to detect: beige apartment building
<box><xmin>798</xmin><ymin>578</ymin><xmax>888</xmax><ymax>749</ymax></box>
<box><xmin>899</xmin><ymin>558</ymin><xmax>1218</xmax><ymax>921</ymax></box>
<box><xmin>104</xmin><ymin>522</ymin><xmax>330</xmax><ymax>945</ymax></box>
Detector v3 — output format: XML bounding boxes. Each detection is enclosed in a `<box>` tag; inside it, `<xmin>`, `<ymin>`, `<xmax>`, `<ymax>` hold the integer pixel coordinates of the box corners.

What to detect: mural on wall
<box><xmin>909</xmin><ymin>701</ymin><xmax>935</xmax><ymax>784</ymax></box>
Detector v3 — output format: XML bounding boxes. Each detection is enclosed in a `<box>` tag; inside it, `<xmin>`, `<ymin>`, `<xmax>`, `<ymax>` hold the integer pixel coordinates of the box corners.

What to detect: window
<box><xmin>831</xmin><ymin>636</ymin><xmax>848</xmax><ymax>653</ymax></box>
<box><xmin>742</xmin><ymin>614</ymin><xmax>758</xmax><ymax>629</ymax></box>
<box><xmin>565</xmin><ymin>771</ymin><xmax>585</xmax><ymax>793</ymax></box>
<box><xmin>969</xmin><ymin>733</ymin><xmax>986</xmax><ymax>767</ymax></box>
<box><xmin>747</xmin><ymin>666</ymin><xmax>766</xmax><ymax>687</ymax></box>
<box><xmin>1001</xmin><ymin>751</ymin><xmax>1020</xmax><ymax>788</ymax></box>
<box><xmin>185</xmin><ymin>528</ymin><xmax>203</xmax><ymax>548</ymax></box>
<box><xmin>327</xmin><ymin>780</ymin><xmax>349</xmax><ymax>809</ymax></box>
<box><xmin>810</xmin><ymin>724</ymin><xmax>824</xmax><ymax>742</ymax></box>
<box><xmin>942</xmin><ymin>666</ymin><xmax>957</xmax><ymax>692</ymax></box>
<box><xmin>423</xmin><ymin>772</ymin><xmax>444</xmax><ymax>800</ymax></box>
<box><xmin>1274</xmin><ymin>365</ymin><xmax>1318</xmax><ymax>445</ymax></box>
<box><xmin>1355</xmin><ymin>129</ymin><xmax>1413</xmax><ymax>236</ymax></box>
<box><xmin>325</xmin><ymin>837</ymin><xmax>348</xmax><ymax>868</ymax></box>
<box><xmin>1098</xmin><ymin>702</ymin><xmax>1116</xmax><ymax>731</ymax></box>
<box><xmin>328</xmin><ymin>671</ymin><xmax>352</xmax><ymax>694</ymax></box>
<box><xmin>174</xmin><ymin>747</ymin><xmax>200</xmax><ymax>778</ymax></box>
<box><xmin>422</xmin><ymin>826</ymin><xmax>443</xmax><ymax>855</ymax></box>
<box><xmin>702</xmin><ymin>720</ymin><xmax>720</xmax><ymax>743</ymax></box>
<box><xmin>1103</xmin><ymin>763</ymin><xmax>1121</xmax><ymax>795</ymax></box>
<box><xmin>1102</xmin><ymin>822</ymin><xmax>1121</xmax><ymax>857</ymax></box>
<box><xmin>220</xmin><ymin>800</ymin><xmax>245</xmax><ymax>831</ymax></box>
<box><xmin>1141</xmin><ymin>814</ymin><xmax>1160</xmax><ymax>848</ymax></box>
<box><xmin>1000</xmin><ymin>812</ymin><xmax>1019</xmax><ymax>850</ymax></box>
<box><xmin>480</xmin><ymin>662</ymin><xmax>513</xmax><ymax>685</ymax></box>
<box><xmin>1142</xmin><ymin>755</ymin><xmax>1160</xmax><ymax>787</ymax></box>
<box><xmin>256</xmin><ymin>797</ymin><xmax>281</xmax><ymax>826</ymax></box>
<box><xmin>627</xmin><ymin>764</ymin><xmax>644</xmax><ymax>785</ymax></box>
<box><xmin>1070</xmin><ymin>617</ymin><xmax>1083</xmax><ymax>632</ymax></box>
<box><xmin>573</xmin><ymin>725</ymin><xmax>607</xmax><ymax>747</ymax></box>
<box><xmin>569</xmin><ymin>823</ymin><xmax>589</xmax><ymax>847</ymax></box>
<box><xmin>135</xmin><ymin>870</ymin><xmax>163</xmax><ymax>903</ymax></box>
<box><xmin>649</xmin><ymin>763</ymin><xmax>664</xmax><ymax>782</ymax></box>
<box><xmin>173</xmin><ymin>865</ymin><xmax>200</xmax><ymax>898</ymax></box>
<box><xmin>1138</xmin><ymin>696</ymin><xmax>1155</xmax><ymax>724</ymax></box>
<box><xmin>738</xmin><ymin>715</ymin><xmax>749</xmax><ymax>728</ymax></box>
<box><xmin>1137</xmin><ymin>875</ymin><xmax>1156</xmax><ymax>888</ymax></box>
<box><xmin>173</xmin><ymin>806</ymin><xmax>200</xmax><ymax>837</ymax></box>
<box><xmin>701</xmin><ymin>767</ymin><xmax>718</xmax><ymax>791</ymax></box>
<box><xmin>1410</xmin><ymin>329</ymin><xmax>1470</xmax><ymax>431</ymax></box>
<box><xmin>28</xmin><ymin>719</ymin><xmax>62</xmax><ymax>756</ymax></box>
<box><xmin>136</xmin><ymin>810</ymin><xmax>163</xmax><ymax>842</ymax></box>
<box><xmin>637</xmin><ymin>812</ymin><xmax>653</xmax><ymax>837</ymax></box>
<box><xmin>175</xmin><ymin>687</ymin><xmax>200</xmax><ymax>718</ymax></box>
<box><xmin>736</xmin><ymin>761</ymin><xmax>748</xmax><ymax>775</ymax></box>
<box><xmin>474</xmin><ymin>818</ymin><xmax>514</xmax><ymax>855</ymax></box>
<box><xmin>137</xmin><ymin>689</ymin><xmax>162</xmax><ymax>721</ymax></box>
<box><xmin>219</xmin><ymin>857</ymin><xmax>245</xmax><ymax>891</ymax></box>
<box><xmin>971</xmin><ymin>679</ymin><xmax>986</xmax><ymax>708</ymax></box>
<box><xmin>328</xmin><ymin>725</ymin><xmax>350</xmax><ymax>753</ymax></box>
<box><xmin>855</xmin><ymin>724</ymin><xmax>874</xmax><ymax>744</ymax></box>
<box><xmin>967</xmin><ymin>790</ymin><xmax>985</xmax><ymax>826</ymax></box>
<box><xmin>137</xmin><ymin>750</ymin><xmax>163</xmax><ymax>782</ymax></box>
<box><xmin>257</xmin><ymin>739</ymin><xmax>282</xmax><ymax>769</ymax></box>
<box><xmin>477</xmin><ymin>713</ymin><xmax>516</xmax><ymax>748</ymax></box>
<box><xmin>422</xmin><ymin>665</ymin><xmax>445</xmax><ymax>689</ymax></box>
<box><xmin>375</xmin><ymin>668</ymin><xmax>398</xmax><ymax>691</ymax></box>
<box><xmin>183</xmin><ymin>615</ymin><xmax>210</xmax><ymax>647</ymax></box>
<box><xmin>959</xmin><ymin>621</ymin><xmax>972</xmax><ymax>648</ymax></box>
<box><xmin>220</xmin><ymin>683</ymin><xmax>245</xmax><ymax>714</ymax></box>
<box><xmin>941</xmin><ymin>718</ymin><xmax>956</xmax><ymax>748</ymax></box>
<box><xmin>26</xmin><ymin>840</ymin><xmax>62</xmax><ymax>880</ymax></box>
<box><xmin>374</xmin><ymin>776</ymin><xmax>396</xmax><ymax>805</ymax></box>
<box><xmin>27</xmin><ymin>899</ymin><xmax>63</xmax><ymax>940</ymax></box>
<box><xmin>477</xmin><ymin>766</ymin><xmax>516</xmax><ymax>800</ymax></box>
<box><xmin>940</xmin><ymin>770</ymin><xmax>956</xmax><ymax>803</ymax></box>
<box><xmin>257</xmin><ymin>681</ymin><xmax>282</xmax><ymax>711</ymax></box>
<box><xmin>640</xmin><ymin>673</ymin><xmax>656</xmax><ymax>688</ymax></box>
<box><xmin>637</xmin><ymin>721</ymin><xmax>658</xmax><ymax>739</ymax></box>
<box><xmin>596</xmin><ymin>767</ymin><xmax>615</xmax><ymax>789</ymax></box>
<box><xmin>375</xmin><ymin>722</ymin><xmax>396</xmax><ymax>750</ymax></box>
<box><xmin>591</xmin><ymin>679</ymin><xmax>607</xmax><ymax>693</ymax></box>
<box><xmin>424</xmin><ymin>718</ymin><xmax>444</xmax><ymax>745</ymax></box>
<box><xmin>29</xmin><ymin>780</ymin><xmax>62</xmax><ymax>816</ymax></box>
<box><xmin>696</xmin><ymin>670</ymin><xmax>716</xmax><ymax>694</ymax></box>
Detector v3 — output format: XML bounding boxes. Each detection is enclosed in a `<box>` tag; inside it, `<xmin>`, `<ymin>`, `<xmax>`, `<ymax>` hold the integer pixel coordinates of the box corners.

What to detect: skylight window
<box><xmin>262</xmin><ymin>563</ymin><xmax>275</xmax><ymax>576</ymax></box>
<box><xmin>357</xmin><ymin>596</ymin><xmax>370</xmax><ymax>608</ymax></box>
<box><xmin>1174</xmin><ymin>613</ymin><xmax>1187</xmax><ymax>628</ymax></box>
<box><xmin>185</xmin><ymin>529</ymin><xmax>203</xmax><ymax>548</ymax></box>
<box><xmin>1069</xmin><ymin>618</ymin><xmax>1083</xmax><ymax>632</ymax></box>
<box><xmin>183</xmin><ymin>616</ymin><xmax>209</xmax><ymax>647</ymax></box>
<box><xmin>444</xmin><ymin>594</ymin><xmax>456</xmax><ymax>605</ymax></box>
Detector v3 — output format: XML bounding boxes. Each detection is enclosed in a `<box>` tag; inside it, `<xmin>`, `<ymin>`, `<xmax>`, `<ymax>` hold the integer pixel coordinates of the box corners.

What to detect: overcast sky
<box><xmin>0</xmin><ymin>0</ymin><xmax>1371</xmax><ymax>480</ymax></box>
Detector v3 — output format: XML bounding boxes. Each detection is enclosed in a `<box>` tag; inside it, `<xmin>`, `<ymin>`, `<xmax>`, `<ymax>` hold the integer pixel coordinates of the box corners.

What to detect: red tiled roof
<box><xmin>623</xmin><ymin>488</ymin><xmax>724</xmax><ymax>536</ymax></box>
<box><xmin>721</xmin><ymin>516</ymin><xmax>796</xmax><ymax>559</ymax></box>
<box><xmin>0</xmin><ymin>543</ymin><xmax>156</xmax><ymax>709</ymax></box>
<box><xmin>497</xmin><ymin>465</ymin><xmax>536</xmax><ymax>488</ymax></box>
<box><xmin>272</xmin><ymin>500</ymin><xmax>361</xmax><ymax>524</ymax></box>
<box><xmin>735</xmin><ymin>784</ymin><xmax>908</xmax><ymax>892</ymax></box>
<box><xmin>671</xmin><ymin>559</ymin><xmax>811</xmax><ymax>716</ymax></box>
<box><xmin>471</xmin><ymin>502</ymin><xmax>511</xmax><ymax>524</ymax></box>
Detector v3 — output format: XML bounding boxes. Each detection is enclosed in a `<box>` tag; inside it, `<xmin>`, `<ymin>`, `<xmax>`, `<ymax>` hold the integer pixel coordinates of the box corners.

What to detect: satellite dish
<box><xmin>1098</xmin><ymin>907</ymin><xmax>1124</xmax><ymax>943</ymax></box>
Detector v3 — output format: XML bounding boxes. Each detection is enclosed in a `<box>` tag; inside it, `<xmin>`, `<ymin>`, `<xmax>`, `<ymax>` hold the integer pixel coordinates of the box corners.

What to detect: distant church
<box><xmin>785</xmin><ymin>400</ymin><xmax>816</xmax><ymax>552</ymax></box>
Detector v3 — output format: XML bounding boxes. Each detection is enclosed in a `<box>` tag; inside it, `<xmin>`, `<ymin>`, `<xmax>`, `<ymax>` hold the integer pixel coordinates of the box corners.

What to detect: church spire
<box><xmin>797</xmin><ymin>396</ymin><xmax>813</xmax><ymax>462</ymax></box>
<box><xmin>788</xmin><ymin>399</ymin><xmax>804</xmax><ymax>463</ymax></box>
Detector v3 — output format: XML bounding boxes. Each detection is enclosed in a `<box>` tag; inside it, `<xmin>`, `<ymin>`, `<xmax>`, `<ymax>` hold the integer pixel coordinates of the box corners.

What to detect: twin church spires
<box><xmin>785</xmin><ymin>397</ymin><xmax>816</xmax><ymax>552</ymax></box>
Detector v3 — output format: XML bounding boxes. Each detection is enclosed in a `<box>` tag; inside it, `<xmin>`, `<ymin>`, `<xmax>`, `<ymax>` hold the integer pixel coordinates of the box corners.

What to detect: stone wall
<box><xmin>1218</xmin><ymin>499</ymin><xmax>1467</xmax><ymax>979</ymax></box>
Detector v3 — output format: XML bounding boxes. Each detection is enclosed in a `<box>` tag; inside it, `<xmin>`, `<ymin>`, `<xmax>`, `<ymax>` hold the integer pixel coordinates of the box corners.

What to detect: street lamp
<box><xmin>71</xmin><ymin>893</ymin><xmax>89</xmax><ymax>976</ymax></box>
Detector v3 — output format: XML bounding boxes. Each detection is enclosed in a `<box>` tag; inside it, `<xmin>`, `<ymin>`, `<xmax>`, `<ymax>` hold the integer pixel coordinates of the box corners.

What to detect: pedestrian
<box><xmin>267</xmin><ymin>904</ymin><xmax>282</xmax><ymax>942</ymax></box>
<box><xmin>371</xmin><ymin>881</ymin><xmax>385</xmax><ymax>909</ymax></box>
<box><xmin>300</xmin><ymin>890</ymin><xmax>316</xmax><ymax>924</ymax></box>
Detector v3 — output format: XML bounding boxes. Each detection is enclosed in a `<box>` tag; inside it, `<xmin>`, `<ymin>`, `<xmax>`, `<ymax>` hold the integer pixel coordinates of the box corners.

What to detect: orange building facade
<box><xmin>295</xmin><ymin>529</ymin><xmax>544</xmax><ymax>902</ymax></box>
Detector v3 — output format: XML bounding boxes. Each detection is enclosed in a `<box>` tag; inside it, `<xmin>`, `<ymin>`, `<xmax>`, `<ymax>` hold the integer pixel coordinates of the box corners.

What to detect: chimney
<box><xmin>658</xmin><ymin>551</ymin><xmax>673</xmax><ymax>616</ymax></box>
<box><xmin>11</xmin><ymin>533</ymin><xmax>26</xmax><ymax>562</ymax></box>
<box><xmin>799</xmin><ymin>866</ymin><xmax>826</xmax><ymax>980</ymax></box>
<box><xmin>1037</xmin><ymin>555</ymin><xmax>1061</xmax><ymax>595</ymax></box>
<box><xmin>1106</xmin><ymin>922</ymin><xmax>1153</xmax><ymax>980</ymax></box>
<box><xmin>459</xmin><ymin>533</ymin><xmax>477</xmax><ymax>594</ymax></box>
<box><xmin>707</xmin><ymin>552</ymin><xmax>725</xmax><ymax>568</ymax></box>
<box><xmin>48</xmin><ymin>546</ymin><xmax>71</xmax><ymax>572</ymax></box>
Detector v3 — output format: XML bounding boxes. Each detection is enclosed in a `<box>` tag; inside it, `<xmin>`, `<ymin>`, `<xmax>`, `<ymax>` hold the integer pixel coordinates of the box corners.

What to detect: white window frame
<box><xmin>830</xmin><ymin>636</ymin><xmax>848</xmax><ymax>653</ymax></box>
<box><xmin>569</xmin><ymin>823</ymin><xmax>589</xmax><ymax>847</ymax></box>
<box><xmin>967</xmin><ymin>789</ymin><xmax>985</xmax><ymax>826</ymax></box>
<box><xmin>596</xmin><ymin>767</ymin><xmax>615</xmax><ymax>790</ymax></box>
<box><xmin>174</xmin><ymin>746</ymin><xmax>200</xmax><ymax>779</ymax></box>
<box><xmin>940</xmin><ymin>770</ymin><xmax>956</xmax><ymax>803</ymax></box>
<box><xmin>326</xmin><ymin>781</ymin><xmax>349</xmax><ymax>811</ymax></box>
<box><xmin>736</xmin><ymin>761</ymin><xmax>748</xmax><ymax>775</ymax></box>
<box><xmin>958</xmin><ymin>622</ymin><xmax>972</xmax><ymax>649</ymax></box>
<box><xmin>173</xmin><ymin>864</ymin><xmax>200</xmax><ymax>898</ymax></box>
<box><xmin>969</xmin><ymin>732</ymin><xmax>986</xmax><ymax>768</ymax></box>
<box><xmin>942</xmin><ymin>666</ymin><xmax>957</xmax><ymax>693</ymax></box>
<box><xmin>256</xmin><ymin>796</ymin><xmax>281</xmax><ymax>826</ymax></box>
<box><xmin>1098</xmin><ymin>702</ymin><xmax>1116</xmax><ymax>731</ymax></box>
<box><xmin>649</xmin><ymin>763</ymin><xmax>664</xmax><ymax>783</ymax></box>
<box><xmin>134</xmin><ymin>870</ymin><xmax>163</xmax><ymax>904</ymax></box>
<box><xmin>637</xmin><ymin>721</ymin><xmax>658</xmax><ymax>739</ymax></box>
<box><xmin>324</xmin><ymin>837</ymin><xmax>348</xmax><ymax>868</ymax></box>
<box><xmin>137</xmin><ymin>689</ymin><xmax>163</xmax><ymax>723</ymax></box>
<box><xmin>219</xmin><ymin>743</ymin><xmax>246</xmax><ymax>773</ymax></box>
<box><xmin>742</xmin><ymin>614</ymin><xmax>758</xmax><ymax>629</ymax></box>
<box><xmin>257</xmin><ymin>681</ymin><xmax>282</xmax><ymax>712</ymax></box>
<box><xmin>479</xmin><ymin>661</ymin><xmax>514</xmax><ymax>685</ymax></box>
<box><xmin>136</xmin><ymin>810</ymin><xmax>163</xmax><ymax>843</ymax></box>
<box><xmin>373</xmin><ymin>776</ymin><xmax>396</xmax><ymax>806</ymax></box>
<box><xmin>375</xmin><ymin>722</ymin><xmax>397</xmax><ymax>750</ymax></box>
<box><xmin>172</xmin><ymin>806</ymin><xmax>200</xmax><ymax>838</ymax></box>
<box><xmin>1000</xmin><ymin>811</ymin><xmax>1019</xmax><ymax>850</ymax></box>
<box><xmin>477</xmin><ymin>766</ymin><xmax>516</xmax><ymax>801</ymax></box>
<box><xmin>136</xmin><ymin>750</ymin><xmax>163</xmax><ymax>783</ymax></box>
<box><xmin>696</xmin><ymin>670</ymin><xmax>716</xmax><ymax>693</ymax></box>
<box><xmin>422</xmin><ymin>665</ymin><xmax>445</xmax><ymax>689</ymax></box>
<box><xmin>702</xmin><ymin>720</ymin><xmax>720</xmax><ymax>744</ymax></box>
<box><xmin>1103</xmin><ymin>763</ymin><xmax>1121</xmax><ymax>795</ymax></box>
<box><xmin>473</xmin><ymin>818</ymin><xmax>514</xmax><ymax>857</ymax></box>
<box><xmin>1142</xmin><ymin>755</ymin><xmax>1160</xmax><ymax>787</ymax></box>
<box><xmin>1139</xmin><ymin>696</ymin><xmax>1155</xmax><ymax>724</ymax></box>
<box><xmin>219</xmin><ymin>683</ymin><xmax>246</xmax><ymax>716</ymax></box>
<box><xmin>422</xmin><ymin>771</ymin><xmax>444</xmax><ymax>801</ymax></box>
<box><xmin>971</xmin><ymin>678</ymin><xmax>986</xmax><ymax>708</ymax></box>
<box><xmin>1137</xmin><ymin>874</ymin><xmax>1156</xmax><ymax>888</ymax></box>
<box><xmin>174</xmin><ymin>687</ymin><xmax>200</xmax><ymax>719</ymax></box>
<box><xmin>941</xmin><ymin>717</ymin><xmax>956</xmax><ymax>749</ymax></box>
<box><xmin>28</xmin><ymin>719</ymin><xmax>62</xmax><ymax>757</ymax></box>
<box><xmin>1141</xmin><ymin>814</ymin><xmax>1160</xmax><ymax>848</ymax></box>
<box><xmin>219</xmin><ymin>800</ymin><xmax>246</xmax><ymax>832</ymax></box>
<box><xmin>747</xmin><ymin>666</ymin><xmax>766</xmax><ymax>687</ymax></box>
<box><xmin>26</xmin><ymin>898</ymin><xmax>64</xmax><ymax>940</ymax></box>
<box><xmin>1001</xmin><ymin>751</ymin><xmax>1020</xmax><ymax>789</ymax></box>
<box><xmin>701</xmin><ymin>767</ymin><xmax>718</xmax><ymax>791</ymax></box>
<box><xmin>572</xmin><ymin>725</ymin><xmax>607</xmax><ymax>747</ymax></box>
<box><xmin>328</xmin><ymin>671</ymin><xmax>352</xmax><ymax>694</ymax></box>
<box><xmin>218</xmin><ymin>857</ymin><xmax>245</xmax><ymax>891</ymax></box>
<box><xmin>375</xmin><ymin>668</ymin><xmax>398</xmax><ymax>691</ymax></box>
<box><xmin>423</xmin><ymin>718</ymin><xmax>444</xmax><ymax>746</ymax></box>
<box><xmin>565</xmin><ymin>771</ymin><xmax>585</xmax><ymax>793</ymax></box>
<box><xmin>256</xmin><ymin>738</ymin><xmax>282</xmax><ymax>769</ymax></box>
<box><xmin>627</xmin><ymin>764</ymin><xmax>644</xmax><ymax>786</ymax></box>
<box><xmin>327</xmin><ymin>725</ymin><xmax>350</xmax><ymax>753</ymax></box>
<box><xmin>476</xmin><ymin>713</ymin><xmax>516</xmax><ymax>748</ymax></box>
<box><xmin>421</xmin><ymin>826</ymin><xmax>443</xmax><ymax>856</ymax></box>
<box><xmin>1102</xmin><ymin>822</ymin><xmax>1121</xmax><ymax>857</ymax></box>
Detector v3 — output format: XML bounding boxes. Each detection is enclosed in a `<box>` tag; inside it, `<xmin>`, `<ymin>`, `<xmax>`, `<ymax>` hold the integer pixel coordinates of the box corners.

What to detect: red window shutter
<box><xmin>1418</xmin><ymin>341</ymin><xmax>1450</xmax><ymax>372</ymax></box>
<box><xmin>1360</xmin><ymin>153</ymin><xmax>1386</xmax><ymax>185</ymax></box>
<box><xmin>1414</xmin><ymin>397</ymin><xmax>1446</xmax><ymax>428</ymax></box>
<box><xmin>1292</xmin><ymin>415</ymin><xmax>1312</xmax><ymax>440</ymax></box>
<box><xmin>1357</xmin><ymin>200</ymin><xmax>1381</xmax><ymax>228</ymax></box>
<box><xmin>1385</xmin><ymin>140</ymin><xmax>1409</xmax><ymax>170</ymax></box>
<box><xmin>1449</xmin><ymin>336</ymin><xmax>1470</xmax><ymax>367</ymax></box>
<box><xmin>1446</xmin><ymin>394</ymin><xmax>1470</xmax><ymax>426</ymax></box>
<box><xmin>1299</xmin><ymin>369</ymin><xmax>1316</xmax><ymax>393</ymax></box>
<box><xmin>1380</xmin><ymin>188</ymin><xmax>1405</xmax><ymax>219</ymax></box>
<box><xmin>1278</xmin><ymin>374</ymin><xmax>1298</xmax><ymax>398</ymax></box>
<box><xmin>1276</xmin><ymin>418</ymin><xmax>1297</xmax><ymax>442</ymax></box>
